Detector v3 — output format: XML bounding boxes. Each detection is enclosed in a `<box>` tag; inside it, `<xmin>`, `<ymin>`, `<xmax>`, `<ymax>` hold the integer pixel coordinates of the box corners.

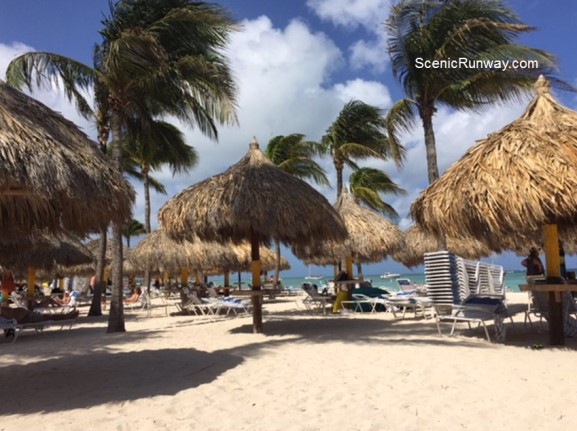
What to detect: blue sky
<box><xmin>1</xmin><ymin>0</ymin><xmax>577</xmax><ymax>277</ymax></box>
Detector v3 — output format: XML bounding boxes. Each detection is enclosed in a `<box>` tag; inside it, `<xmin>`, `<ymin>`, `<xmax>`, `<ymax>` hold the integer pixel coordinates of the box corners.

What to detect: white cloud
<box><xmin>306</xmin><ymin>0</ymin><xmax>391</xmax><ymax>31</ymax></box>
<box><xmin>307</xmin><ymin>0</ymin><xmax>392</xmax><ymax>73</ymax></box>
<box><xmin>349</xmin><ymin>38</ymin><xmax>389</xmax><ymax>73</ymax></box>
<box><xmin>0</xmin><ymin>42</ymin><xmax>32</xmax><ymax>79</ymax></box>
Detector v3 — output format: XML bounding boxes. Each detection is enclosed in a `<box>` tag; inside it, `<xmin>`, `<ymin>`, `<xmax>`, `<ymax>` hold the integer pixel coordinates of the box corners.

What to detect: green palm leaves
<box><xmin>385</xmin><ymin>0</ymin><xmax>562</xmax><ymax>183</ymax></box>
<box><xmin>320</xmin><ymin>100</ymin><xmax>406</xmax><ymax>197</ymax></box>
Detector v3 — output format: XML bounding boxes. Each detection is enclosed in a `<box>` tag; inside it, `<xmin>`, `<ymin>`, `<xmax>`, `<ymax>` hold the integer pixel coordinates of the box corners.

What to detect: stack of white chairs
<box><xmin>423</xmin><ymin>251</ymin><xmax>461</xmax><ymax>309</ymax></box>
<box><xmin>477</xmin><ymin>263</ymin><xmax>505</xmax><ymax>297</ymax></box>
<box><xmin>426</xmin><ymin>252</ymin><xmax>510</xmax><ymax>342</ymax></box>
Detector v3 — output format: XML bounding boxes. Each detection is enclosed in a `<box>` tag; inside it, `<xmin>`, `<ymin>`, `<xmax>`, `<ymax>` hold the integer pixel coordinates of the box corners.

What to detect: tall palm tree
<box><xmin>264</xmin><ymin>134</ymin><xmax>329</xmax><ymax>284</ymax></box>
<box><xmin>6</xmin><ymin>0</ymin><xmax>238</xmax><ymax>332</ymax></box>
<box><xmin>122</xmin><ymin>219</ymin><xmax>146</xmax><ymax>248</ymax></box>
<box><xmin>349</xmin><ymin>167</ymin><xmax>405</xmax><ymax>221</ymax></box>
<box><xmin>348</xmin><ymin>167</ymin><xmax>405</xmax><ymax>278</ymax></box>
<box><xmin>385</xmin><ymin>0</ymin><xmax>561</xmax><ymax>186</ymax></box>
<box><xmin>319</xmin><ymin>100</ymin><xmax>405</xmax><ymax>199</ymax></box>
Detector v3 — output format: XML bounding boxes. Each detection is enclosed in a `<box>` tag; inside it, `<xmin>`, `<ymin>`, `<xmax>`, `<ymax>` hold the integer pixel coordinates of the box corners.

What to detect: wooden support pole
<box><xmin>27</xmin><ymin>266</ymin><xmax>35</xmax><ymax>299</ymax></box>
<box><xmin>543</xmin><ymin>224</ymin><xmax>564</xmax><ymax>345</ymax></box>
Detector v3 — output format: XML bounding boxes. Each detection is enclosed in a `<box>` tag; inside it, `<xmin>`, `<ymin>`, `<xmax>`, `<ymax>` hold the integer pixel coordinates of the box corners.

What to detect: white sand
<box><xmin>1</xmin><ymin>292</ymin><xmax>577</xmax><ymax>431</ymax></box>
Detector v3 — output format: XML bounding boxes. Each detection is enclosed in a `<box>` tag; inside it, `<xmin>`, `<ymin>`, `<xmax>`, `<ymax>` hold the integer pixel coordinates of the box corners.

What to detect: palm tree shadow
<box><xmin>0</xmin><ymin>347</ymin><xmax>243</xmax><ymax>415</ymax></box>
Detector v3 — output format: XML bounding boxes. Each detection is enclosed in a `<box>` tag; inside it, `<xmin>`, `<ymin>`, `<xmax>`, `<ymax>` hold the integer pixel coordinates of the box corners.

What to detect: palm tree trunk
<box><xmin>336</xmin><ymin>165</ymin><xmax>344</xmax><ymax>199</ymax></box>
<box><xmin>420</xmin><ymin>103</ymin><xmax>446</xmax><ymax>249</ymax></box>
<box><xmin>356</xmin><ymin>262</ymin><xmax>363</xmax><ymax>281</ymax></box>
<box><xmin>273</xmin><ymin>239</ymin><xmax>281</xmax><ymax>285</ymax></box>
<box><xmin>143</xmin><ymin>169</ymin><xmax>152</xmax><ymax>294</ymax></box>
<box><xmin>420</xmin><ymin>106</ymin><xmax>440</xmax><ymax>184</ymax></box>
<box><xmin>143</xmin><ymin>168</ymin><xmax>152</xmax><ymax>234</ymax></box>
<box><xmin>88</xmin><ymin>228</ymin><xmax>107</xmax><ymax>317</ymax></box>
<box><xmin>89</xmin><ymin>122</ymin><xmax>110</xmax><ymax>318</ymax></box>
<box><xmin>107</xmin><ymin>116</ymin><xmax>126</xmax><ymax>333</ymax></box>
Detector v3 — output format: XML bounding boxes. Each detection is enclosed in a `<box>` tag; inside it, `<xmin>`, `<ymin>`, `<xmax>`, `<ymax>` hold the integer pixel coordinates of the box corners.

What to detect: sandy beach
<box><xmin>1</xmin><ymin>292</ymin><xmax>576</xmax><ymax>431</ymax></box>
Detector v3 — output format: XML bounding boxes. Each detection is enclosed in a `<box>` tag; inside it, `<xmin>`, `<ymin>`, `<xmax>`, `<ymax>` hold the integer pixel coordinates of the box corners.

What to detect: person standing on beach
<box><xmin>522</xmin><ymin>247</ymin><xmax>544</xmax><ymax>283</ymax></box>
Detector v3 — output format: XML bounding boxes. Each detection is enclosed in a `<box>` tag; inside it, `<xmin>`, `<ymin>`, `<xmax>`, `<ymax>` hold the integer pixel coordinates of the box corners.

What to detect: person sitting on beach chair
<box><xmin>0</xmin><ymin>305</ymin><xmax>79</xmax><ymax>324</ymax></box>
<box><xmin>124</xmin><ymin>287</ymin><xmax>142</xmax><ymax>304</ymax></box>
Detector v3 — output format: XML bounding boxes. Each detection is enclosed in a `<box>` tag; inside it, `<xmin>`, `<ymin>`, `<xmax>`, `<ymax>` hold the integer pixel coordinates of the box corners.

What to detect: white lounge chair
<box><xmin>301</xmin><ymin>283</ymin><xmax>333</xmax><ymax>314</ymax></box>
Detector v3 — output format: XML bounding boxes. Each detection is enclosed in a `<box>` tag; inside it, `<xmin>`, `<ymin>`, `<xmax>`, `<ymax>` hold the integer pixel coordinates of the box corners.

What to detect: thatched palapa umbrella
<box><xmin>0</xmin><ymin>81</ymin><xmax>134</xmax><ymax>238</ymax></box>
<box><xmin>0</xmin><ymin>232</ymin><xmax>93</xmax><ymax>271</ymax></box>
<box><xmin>130</xmin><ymin>230</ymin><xmax>289</xmax><ymax>280</ymax></box>
<box><xmin>391</xmin><ymin>225</ymin><xmax>492</xmax><ymax>268</ymax></box>
<box><xmin>293</xmin><ymin>189</ymin><xmax>402</xmax><ymax>278</ymax></box>
<box><xmin>159</xmin><ymin>138</ymin><xmax>347</xmax><ymax>333</ymax></box>
<box><xmin>411</xmin><ymin>76</ymin><xmax>577</xmax><ymax>344</ymax></box>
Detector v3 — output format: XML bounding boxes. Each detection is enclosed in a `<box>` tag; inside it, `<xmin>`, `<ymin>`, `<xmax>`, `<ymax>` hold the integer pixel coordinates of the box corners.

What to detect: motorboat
<box><xmin>379</xmin><ymin>272</ymin><xmax>400</xmax><ymax>280</ymax></box>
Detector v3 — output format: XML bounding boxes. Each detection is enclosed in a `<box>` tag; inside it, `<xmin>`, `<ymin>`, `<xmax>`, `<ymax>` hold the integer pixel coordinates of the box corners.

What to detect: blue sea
<box><xmin>210</xmin><ymin>269</ymin><xmax>543</xmax><ymax>293</ymax></box>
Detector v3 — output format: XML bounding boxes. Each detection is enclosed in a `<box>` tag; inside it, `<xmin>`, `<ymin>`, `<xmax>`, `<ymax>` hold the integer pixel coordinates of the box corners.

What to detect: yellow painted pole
<box><xmin>251</xmin><ymin>260</ymin><xmax>261</xmax><ymax>288</ymax></box>
<box><xmin>59</xmin><ymin>277</ymin><xmax>65</xmax><ymax>292</ymax></box>
<box><xmin>543</xmin><ymin>224</ymin><xmax>560</xmax><ymax>278</ymax></box>
<box><xmin>27</xmin><ymin>266</ymin><xmax>35</xmax><ymax>298</ymax></box>
<box><xmin>346</xmin><ymin>256</ymin><xmax>353</xmax><ymax>279</ymax></box>
<box><xmin>180</xmin><ymin>268</ymin><xmax>189</xmax><ymax>286</ymax></box>
<box><xmin>194</xmin><ymin>271</ymin><xmax>201</xmax><ymax>285</ymax></box>
<box><xmin>103</xmin><ymin>267</ymin><xmax>110</xmax><ymax>284</ymax></box>
<box><xmin>163</xmin><ymin>271</ymin><xmax>169</xmax><ymax>287</ymax></box>
<box><xmin>543</xmin><ymin>223</ymin><xmax>564</xmax><ymax>345</ymax></box>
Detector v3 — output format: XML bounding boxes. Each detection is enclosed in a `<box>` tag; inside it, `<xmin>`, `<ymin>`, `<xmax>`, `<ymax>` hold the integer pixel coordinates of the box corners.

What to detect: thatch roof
<box><xmin>130</xmin><ymin>230</ymin><xmax>229</xmax><ymax>273</ymax></box>
<box><xmin>159</xmin><ymin>138</ymin><xmax>345</xmax><ymax>333</ymax></box>
<box><xmin>390</xmin><ymin>225</ymin><xmax>492</xmax><ymax>268</ymax></box>
<box><xmin>0</xmin><ymin>81</ymin><xmax>134</xmax><ymax>238</ymax></box>
<box><xmin>0</xmin><ymin>231</ymin><xmax>93</xmax><ymax>271</ymax></box>
<box><xmin>292</xmin><ymin>190</ymin><xmax>402</xmax><ymax>264</ymax></box>
<box><xmin>158</xmin><ymin>138</ymin><xmax>347</xmax><ymax>247</ymax></box>
<box><xmin>411</xmin><ymin>76</ymin><xmax>577</xmax><ymax>252</ymax></box>
<box><xmin>129</xmin><ymin>230</ymin><xmax>290</xmax><ymax>274</ymax></box>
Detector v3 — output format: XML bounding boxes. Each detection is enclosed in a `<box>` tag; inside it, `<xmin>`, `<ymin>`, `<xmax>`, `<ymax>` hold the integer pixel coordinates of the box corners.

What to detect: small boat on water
<box><xmin>305</xmin><ymin>275</ymin><xmax>324</xmax><ymax>280</ymax></box>
<box><xmin>380</xmin><ymin>272</ymin><xmax>401</xmax><ymax>280</ymax></box>
<box><xmin>305</xmin><ymin>266</ymin><xmax>324</xmax><ymax>280</ymax></box>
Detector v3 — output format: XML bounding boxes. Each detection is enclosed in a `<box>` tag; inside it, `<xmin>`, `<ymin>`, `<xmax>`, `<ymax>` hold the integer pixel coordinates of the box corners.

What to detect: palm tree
<box><xmin>385</xmin><ymin>0</ymin><xmax>561</xmax><ymax>186</ymax></box>
<box><xmin>319</xmin><ymin>100</ymin><xmax>405</xmax><ymax>199</ymax></box>
<box><xmin>6</xmin><ymin>0</ymin><xmax>238</xmax><ymax>332</ymax></box>
<box><xmin>348</xmin><ymin>167</ymin><xmax>405</xmax><ymax>278</ymax></box>
<box><xmin>123</xmin><ymin>120</ymin><xmax>198</xmax><ymax>234</ymax></box>
<box><xmin>349</xmin><ymin>167</ymin><xmax>406</xmax><ymax>221</ymax></box>
<box><xmin>122</xmin><ymin>219</ymin><xmax>146</xmax><ymax>248</ymax></box>
<box><xmin>264</xmin><ymin>134</ymin><xmax>330</xmax><ymax>284</ymax></box>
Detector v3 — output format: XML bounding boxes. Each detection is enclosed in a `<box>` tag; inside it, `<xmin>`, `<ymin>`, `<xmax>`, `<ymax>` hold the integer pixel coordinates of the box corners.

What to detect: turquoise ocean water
<box><xmin>211</xmin><ymin>269</ymin><xmax>555</xmax><ymax>293</ymax></box>
<box><xmin>276</xmin><ymin>271</ymin><xmax>529</xmax><ymax>293</ymax></box>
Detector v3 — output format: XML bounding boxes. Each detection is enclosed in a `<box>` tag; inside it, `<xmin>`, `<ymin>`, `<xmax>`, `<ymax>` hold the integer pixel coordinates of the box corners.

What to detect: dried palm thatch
<box><xmin>0</xmin><ymin>231</ymin><xmax>93</xmax><ymax>271</ymax></box>
<box><xmin>130</xmin><ymin>230</ymin><xmax>228</xmax><ymax>273</ymax></box>
<box><xmin>292</xmin><ymin>190</ymin><xmax>402</xmax><ymax>264</ymax></box>
<box><xmin>411</xmin><ymin>76</ymin><xmax>577</xmax><ymax>252</ymax></box>
<box><xmin>130</xmin><ymin>230</ymin><xmax>290</xmax><ymax>275</ymax></box>
<box><xmin>0</xmin><ymin>81</ymin><xmax>134</xmax><ymax>238</ymax></box>
<box><xmin>159</xmin><ymin>138</ymin><xmax>346</xmax><ymax>333</ymax></box>
<box><xmin>158</xmin><ymin>139</ymin><xmax>347</xmax><ymax>246</ymax></box>
<box><xmin>84</xmin><ymin>239</ymin><xmax>135</xmax><ymax>274</ymax></box>
<box><xmin>390</xmin><ymin>225</ymin><xmax>492</xmax><ymax>268</ymax></box>
<box><xmin>226</xmin><ymin>242</ymin><xmax>291</xmax><ymax>272</ymax></box>
<box><xmin>292</xmin><ymin>241</ymin><xmax>347</xmax><ymax>266</ymax></box>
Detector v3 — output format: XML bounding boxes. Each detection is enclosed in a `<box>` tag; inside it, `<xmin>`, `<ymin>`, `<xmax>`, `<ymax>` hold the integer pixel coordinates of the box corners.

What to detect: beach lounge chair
<box><xmin>301</xmin><ymin>283</ymin><xmax>333</xmax><ymax>314</ymax></box>
<box><xmin>435</xmin><ymin>294</ymin><xmax>509</xmax><ymax>342</ymax></box>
